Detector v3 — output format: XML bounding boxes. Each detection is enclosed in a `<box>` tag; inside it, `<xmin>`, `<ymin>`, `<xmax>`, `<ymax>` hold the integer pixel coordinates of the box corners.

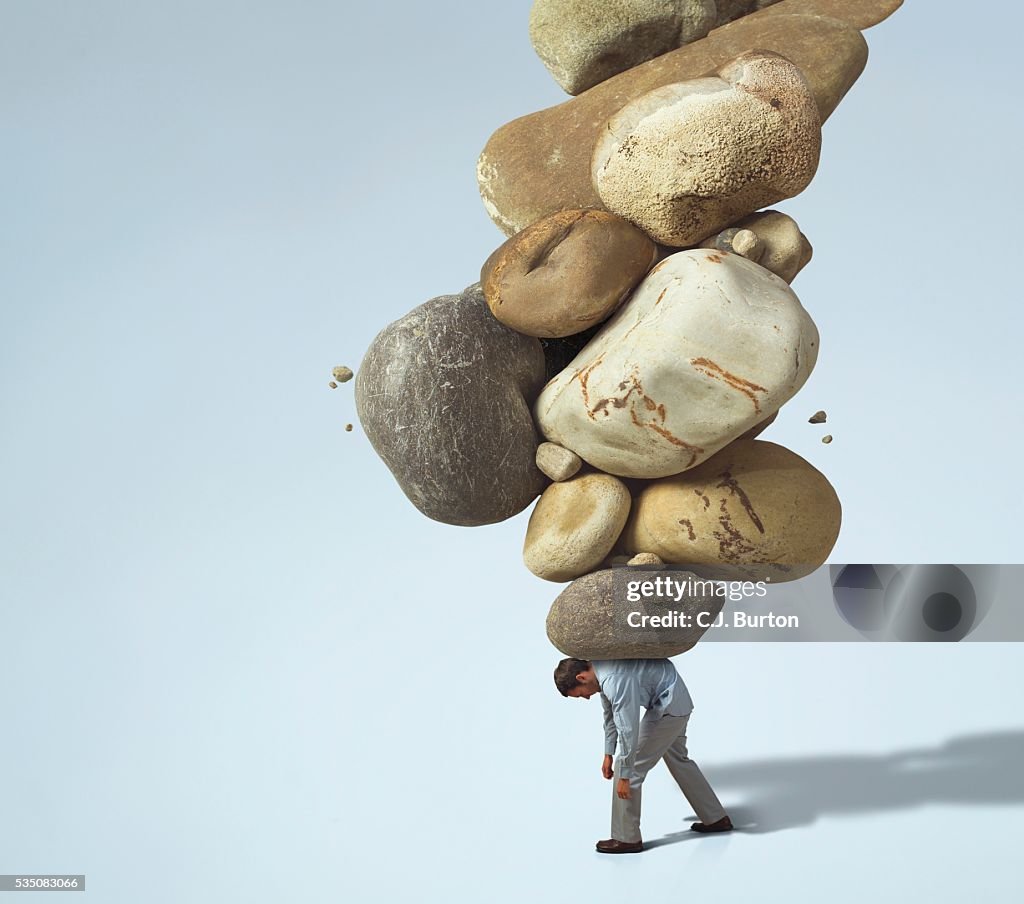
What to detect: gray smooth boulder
<box><xmin>546</xmin><ymin>567</ymin><xmax>725</xmax><ymax>658</ymax></box>
<box><xmin>355</xmin><ymin>284</ymin><xmax>547</xmax><ymax>526</ymax></box>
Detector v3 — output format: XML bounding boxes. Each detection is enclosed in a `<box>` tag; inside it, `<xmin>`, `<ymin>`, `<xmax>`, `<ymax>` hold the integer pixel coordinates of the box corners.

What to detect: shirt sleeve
<box><xmin>603</xmin><ymin>675</ymin><xmax>642</xmax><ymax>781</ymax></box>
<box><xmin>601</xmin><ymin>693</ymin><xmax>617</xmax><ymax>756</ymax></box>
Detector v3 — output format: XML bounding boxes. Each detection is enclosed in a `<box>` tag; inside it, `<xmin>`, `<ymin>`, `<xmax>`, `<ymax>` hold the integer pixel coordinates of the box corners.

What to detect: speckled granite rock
<box><xmin>478</xmin><ymin>0</ymin><xmax>903</xmax><ymax>236</ymax></box>
<box><xmin>535</xmin><ymin>250</ymin><xmax>819</xmax><ymax>478</ymax></box>
<box><xmin>617</xmin><ymin>439</ymin><xmax>841</xmax><ymax>581</ymax></box>
<box><xmin>355</xmin><ymin>284</ymin><xmax>547</xmax><ymax>526</ymax></box>
<box><xmin>524</xmin><ymin>473</ymin><xmax>632</xmax><ymax>581</ymax></box>
<box><xmin>529</xmin><ymin>0</ymin><xmax>718</xmax><ymax>95</ymax></box>
<box><xmin>481</xmin><ymin>209</ymin><xmax>656</xmax><ymax>338</ymax></box>
<box><xmin>546</xmin><ymin>567</ymin><xmax>725</xmax><ymax>658</ymax></box>
<box><xmin>592</xmin><ymin>51</ymin><xmax>821</xmax><ymax>246</ymax></box>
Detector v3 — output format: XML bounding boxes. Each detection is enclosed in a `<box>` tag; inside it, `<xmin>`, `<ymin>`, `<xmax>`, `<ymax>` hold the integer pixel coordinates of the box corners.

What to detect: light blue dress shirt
<box><xmin>593</xmin><ymin>658</ymin><xmax>694</xmax><ymax>781</ymax></box>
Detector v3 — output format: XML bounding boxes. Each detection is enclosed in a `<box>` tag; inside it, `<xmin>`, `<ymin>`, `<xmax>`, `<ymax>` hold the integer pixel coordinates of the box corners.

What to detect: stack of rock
<box><xmin>355</xmin><ymin>0</ymin><xmax>902</xmax><ymax>660</ymax></box>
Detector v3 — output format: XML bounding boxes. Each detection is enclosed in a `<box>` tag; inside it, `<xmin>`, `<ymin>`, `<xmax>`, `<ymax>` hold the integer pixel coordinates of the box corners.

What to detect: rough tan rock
<box><xmin>535</xmin><ymin>250</ymin><xmax>819</xmax><ymax>478</ymax></box>
<box><xmin>481</xmin><ymin>209</ymin><xmax>657</xmax><ymax>338</ymax></box>
<box><xmin>592</xmin><ymin>51</ymin><xmax>821</xmax><ymax>246</ymax></box>
<box><xmin>332</xmin><ymin>366</ymin><xmax>353</xmax><ymax>383</ymax></box>
<box><xmin>524</xmin><ymin>473</ymin><xmax>632</xmax><ymax>582</ymax></box>
<box><xmin>809</xmin><ymin>409</ymin><xmax>827</xmax><ymax>423</ymax></box>
<box><xmin>529</xmin><ymin>0</ymin><xmax>718</xmax><ymax>95</ymax></box>
<box><xmin>617</xmin><ymin>439</ymin><xmax>841</xmax><ymax>581</ymax></box>
<box><xmin>546</xmin><ymin>567</ymin><xmax>724</xmax><ymax>658</ymax></box>
<box><xmin>536</xmin><ymin>442</ymin><xmax>583</xmax><ymax>482</ymax></box>
<box><xmin>478</xmin><ymin>1</ymin><xmax>903</xmax><ymax>236</ymax></box>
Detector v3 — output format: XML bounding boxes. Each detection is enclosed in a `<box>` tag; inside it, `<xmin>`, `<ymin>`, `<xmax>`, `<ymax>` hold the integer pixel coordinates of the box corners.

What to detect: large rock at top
<box><xmin>478</xmin><ymin>0</ymin><xmax>903</xmax><ymax>236</ymax></box>
<box><xmin>355</xmin><ymin>284</ymin><xmax>547</xmax><ymax>526</ymax></box>
<box><xmin>534</xmin><ymin>249</ymin><xmax>818</xmax><ymax>478</ymax></box>
<box><xmin>546</xmin><ymin>567</ymin><xmax>725</xmax><ymax>658</ymax></box>
<box><xmin>591</xmin><ymin>51</ymin><xmax>821</xmax><ymax>246</ymax></box>
<box><xmin>616</xmin><ymin>439</ymin><xmax>842</xmax><ymax>581</ymax></box>
<box><xmin>529</xmin><ymin>0</ymin><xmax>718</xmax><ymax>96</ymax></box>
<box><xmin>481</xmin><ymin>209</ymin><xmax>657</xmax><ymax>338</ymax></box>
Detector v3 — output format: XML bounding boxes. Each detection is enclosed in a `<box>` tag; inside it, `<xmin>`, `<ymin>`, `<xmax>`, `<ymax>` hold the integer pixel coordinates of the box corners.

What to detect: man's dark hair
<box><xmin>554</xmin><ymin>658</ymin><xmax>592</xmax><ymax>696</ymax></box>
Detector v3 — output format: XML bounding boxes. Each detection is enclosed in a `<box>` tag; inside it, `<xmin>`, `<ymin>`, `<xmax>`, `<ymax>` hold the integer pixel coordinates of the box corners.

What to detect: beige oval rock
<box><xmin>481</xmin><ymin>209</ymin><xmax>657</xmax><ymax>338</ymax></box>
<box><xmin>617</xmin><ymin>439</ymin><xmax>841</xmax><ymax>581</ymax></box>
<box><xmin>536</xmin><ymin>442</ymin><xmax>583</xmax><ymax>482</ymax></box>
<box><xmin>546</xmin><ymin>567</ymin><xmax>724</xmax><ymax>658</ymax></box>
<box><xmin>524</xmin><ymin>473</ymin><xmax>632</xmax><ymax>582</ymax></box>
<box><xmin>592</xmin><ymin>51</ymin><xmax>821</xmax><ymax>246</ymax></box>
<box><xmin>478</xmin><ymin>2</ymin><xmax>903</xmax><ymax>236</ymax></box>
<box><xmin>535</xmin><ymin>250</ymin><xmax>819</xmax><ymax>478</ymax></box>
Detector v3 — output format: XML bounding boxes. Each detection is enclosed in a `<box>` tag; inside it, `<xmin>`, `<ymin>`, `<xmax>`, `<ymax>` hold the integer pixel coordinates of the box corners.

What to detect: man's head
<box><xmin>554</xmin><ymin>658</ymin><xmax>600</xmax><ymax>699</ymax></box>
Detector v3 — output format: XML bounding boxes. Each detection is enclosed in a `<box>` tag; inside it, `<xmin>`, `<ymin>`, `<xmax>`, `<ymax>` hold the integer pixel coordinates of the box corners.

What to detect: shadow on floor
<box><xmin>644</xmin><ymin>728</ymin><xmax>1024</xmax><ymax>846</ymax></box>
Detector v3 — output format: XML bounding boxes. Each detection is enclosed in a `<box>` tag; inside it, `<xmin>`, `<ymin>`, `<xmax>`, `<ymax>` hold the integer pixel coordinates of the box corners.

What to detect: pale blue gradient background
<box><xmin>1</xmin><ymin>1</ymin><xmax>1022</xmax><ymax>901</ymax></box>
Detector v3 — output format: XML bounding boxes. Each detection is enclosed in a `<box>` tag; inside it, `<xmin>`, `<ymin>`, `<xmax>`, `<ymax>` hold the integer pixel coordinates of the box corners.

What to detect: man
<box><xmin>554</xmin><ymin>656</ymin><xmax>732</xmax><ymax>853</ymax></box>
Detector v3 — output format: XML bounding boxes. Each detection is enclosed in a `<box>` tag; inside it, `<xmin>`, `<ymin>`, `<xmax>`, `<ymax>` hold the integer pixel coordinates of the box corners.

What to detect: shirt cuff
<box><xmin>615</xmin><ymin>757</ymin><xmax>634</xmax><ymax>780</ymax></box>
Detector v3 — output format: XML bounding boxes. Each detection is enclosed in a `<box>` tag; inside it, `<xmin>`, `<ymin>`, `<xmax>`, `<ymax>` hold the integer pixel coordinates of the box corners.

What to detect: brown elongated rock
<box><xmin>591</xmin><ymin>51</ymin><xmax>821</xmax><ymax>246</ymax></box>
<box><xmin>481</xmin><ymin>209</ymin><xmax>657</xmax><ymax>338</ymax></box>
<box><xmin>546</xmin><ymin>567</ymin><xmax>725</xmax><ymax>659</ymax></box>
<box><xmin>355</xmin><ymin>284</ymin><xmax>547</xmax><ymax>526</ymax></box>
<box><xmin>616</xmin><ymin>439</ymin><xmax>841</xmax><ymax>581</ymax></box>
<box><xmin>478</xmin><ymin>1</ymin><xmax>902</xmax><ymax>236</ymax></box>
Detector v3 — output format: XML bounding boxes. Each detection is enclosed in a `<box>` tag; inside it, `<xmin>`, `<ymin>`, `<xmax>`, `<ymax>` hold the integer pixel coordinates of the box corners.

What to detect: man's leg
<box><xmin>609</xmin><ymin>713</ymin><xmax>690</xmax><ymax>843</ymax></box>
<box><xmin>661</xmin><ymin>714</ymin><xmax>729</xmax><ymax>826</ymax></box>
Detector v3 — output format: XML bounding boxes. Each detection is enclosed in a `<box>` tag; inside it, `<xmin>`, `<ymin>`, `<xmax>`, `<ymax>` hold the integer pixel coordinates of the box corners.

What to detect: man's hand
<box><xmin>616</xmin><ymin>778</ymin><xmax>631</xmax><ymax>800</ymax></box>
<box><xmin>602</xmin><ymin>755</ymin><xmax>614</xmax><ymax>780</ymax></box>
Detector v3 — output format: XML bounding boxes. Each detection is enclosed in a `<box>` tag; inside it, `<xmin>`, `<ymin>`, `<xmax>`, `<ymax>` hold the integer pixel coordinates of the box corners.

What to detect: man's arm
<box><xmin>603</xmin><ymin>674</ymin><xmax>642</xmax><ymax>783</ymax></box>
<box><xmin>601</xmin><ymin>694</ymin><xmax>617</xmax><ymax>780</ymax></box>
<box><xmin>601</xmin><ymin>693</ymin><xmax>618</xmax><ymax>757</ymax></box>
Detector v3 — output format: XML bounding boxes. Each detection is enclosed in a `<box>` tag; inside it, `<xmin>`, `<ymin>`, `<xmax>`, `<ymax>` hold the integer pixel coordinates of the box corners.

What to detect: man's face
<box><xmin>567</xmin><ymin>670</ymin><xmax>599</xmax><ymax>699</ymax></box>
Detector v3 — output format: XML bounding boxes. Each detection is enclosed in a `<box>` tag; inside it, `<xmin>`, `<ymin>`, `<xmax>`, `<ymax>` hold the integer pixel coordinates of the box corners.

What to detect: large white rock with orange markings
<box><xmin>533</xmin><ymin>249</ymin><xmax>818</xmax><ymax>478</ymax></box>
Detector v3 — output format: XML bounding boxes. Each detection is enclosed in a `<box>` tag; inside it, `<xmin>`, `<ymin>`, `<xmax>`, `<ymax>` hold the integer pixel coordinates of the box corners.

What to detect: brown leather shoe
<box><xmin>596</xmin><ymin>838</ymin><xmax>643</xmax><ymax>854</ymax></box>
<box><xmin>690</xmin><ymin>815</ymin><xmax>733</xmax><ymax>834</ymax></box>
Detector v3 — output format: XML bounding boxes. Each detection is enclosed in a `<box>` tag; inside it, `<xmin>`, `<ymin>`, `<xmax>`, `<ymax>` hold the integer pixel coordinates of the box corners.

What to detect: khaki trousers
<box><xmin>611</xmin><ymin>712</ymin><xmax>727</xmax><ymax>843</ymax></box>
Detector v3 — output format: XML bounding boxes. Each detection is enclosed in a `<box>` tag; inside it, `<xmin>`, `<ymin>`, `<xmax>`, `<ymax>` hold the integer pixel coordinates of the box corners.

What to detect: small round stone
<box><xmin>329</xmin><ymin>381</ymin><xmax>338</xmax><ymax>389</ymax></box>
<box><xmin>333</xmin><ymin>366</ymin><xmax>354</xmax><ymax>383</ymax></box>
<box><xmin>822</xmin><ymin>434</ymin><xmax>833</xmax><ymax>444</ymax></box>
<box><xmin>345</xmin><ymin>423</ymin><xmax>353</xmax><ymax>432</ymax></box>
<box><xmin>729</xmin><ymin>229</ymin><xmax>763</xmax><ymax>260</ymax></box>
<box><xmin>627</xmin><ymin>553</ymin><xmax>664</xmax><ymax>566</ymax></box>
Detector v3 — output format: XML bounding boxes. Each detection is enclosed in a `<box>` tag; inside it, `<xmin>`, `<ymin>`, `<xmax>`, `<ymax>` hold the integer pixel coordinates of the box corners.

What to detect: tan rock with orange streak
<box><xmin>616</xmin><ymin>439</ymin><xmax>841</xmax><ymax>581</ymax></box>
<box><xmin>533</xmin><ymin>249</ymin><xmax>818</xmax><ymax>478</ymax></box>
